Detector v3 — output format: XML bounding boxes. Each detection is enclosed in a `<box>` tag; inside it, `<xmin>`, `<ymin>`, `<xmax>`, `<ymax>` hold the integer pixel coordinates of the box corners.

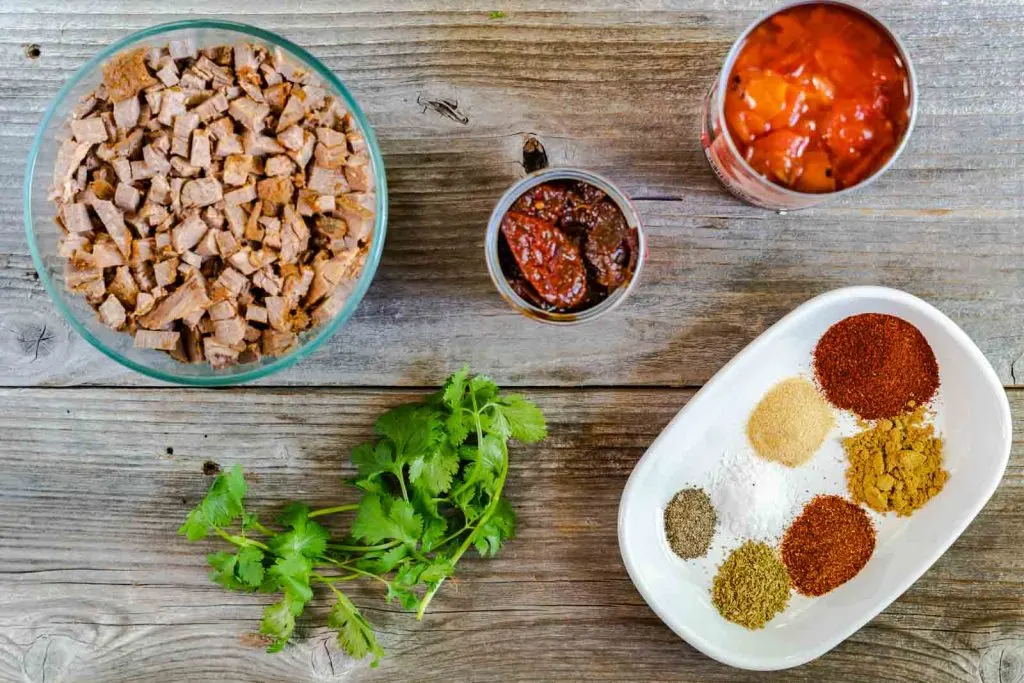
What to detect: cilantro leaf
<box><xmin>270</xmin><ymin>504</ymin><xmax>329</xmax><ymax>558</ymax></box>
<box><xmin>389</xmin><ymin>499</ymin><xmax>424</xmax><ymax>543</ymax></box>
<box><xmin>350</xmin><ymin>493</ymin><xmax>390</xmax><ymax>544</ymax></box>
<box><xmin>236</xmin><ymin>545</ymin><xmax>266</xmax><ymax>587</ymax></box>
<box><xmin>209</xmin><ymin>545</ymin><xmax>267</xmax><ymax>591</ymax></box>
<box><xmin>473</xmin><ymin>499</ymin><xmax>517</xmax><ymax>557</ymax></box>
<box><xmin>374</xmin><ymin>405</ymin><xmax>443</xmax><ymax>461</ymax></box>
<box><xmin>351</xmin><ymin>440</ymin><xmax>398</xmax><ymax>480</ymax></box>
<box><xmin>242</xmin><ymin>512</ymin><xmax>262</xmax><ymax>532</ymax></box>
<box><xmin>445</xmin><ymin>409</ymin><xmax>471</xmax><ymax>446</ymax></box>
<box><xmin>419</xmin><ymin>516</ymin><xmax>448</xmax><ymax>554</ymax></box>
<box><xmin>458</xmin><ymin>435</ymin><xmax>505</xmax><ymax>493</ymax></box>
<box><xmin>277</xmin><ymin>502</ymin><xmax>311</xmax><ymax>527</ymax></box>
<box><xmin>260</xmin><ymin>593</ymin><xmax>304</xmax><ymax>653</ymax></box>
<box><xmin>496</xmin><ymin>395</ymin><xmax>548</xmax><ymax>443</ymax></box>
<box><xmin>208</xmin><ymin>551</ymin><xmax>244</xmax><ymax>590</ymax></box>
<box><xmin>328</xmin><ymin>592</ymin><xmax>384</xmax><ymax>667</ymax></box>
<box><xmin>388</xmin><ymin>562</ymin><xmax>427</xmax><ymax>609</ymax></box>
<box><xmin>419</xmin><ymin>559</ymin><xmax>454</xmax><ymax>583</ymax></box>
<box><xmin>358</xmin><ymin>544</ymin><xmax>409</xmax><ymax>574</ymax></box>
<box><xmin>482</xmin><ymin>406</ymin><xmax>511</xmax><ymax>440</ymax></box>
<box><xmin>352</xmin><ymin>494</ymin><xmax>423</xmax><ymax>546</ymax></box>
<box><xmin>469</xmin><ymin>374</ymin><xmax>499</xmax><ymax>404</ymax></box>
<box><xmin>408</xmin><ymin>443</ymin><xmax>460</xmax><ymax>495</ymax></box>
<box><xmin>268</xmin><ymin>553</ymin><xmax>313</xmax><ymax>604</ymax></box>
<box><xmin>451</xmin><ymin>484</ymin><xmax>487</xmax><ymax>522</ymax></box>
<box><xmin>442</xmin><ymin>365</ymin><xmax>470</xmax><ymax>410</ymax></box>
<box><xmin>178</xmin><ymin>464</ymin><xmax>247</xmax><ymax>541</ymax></box>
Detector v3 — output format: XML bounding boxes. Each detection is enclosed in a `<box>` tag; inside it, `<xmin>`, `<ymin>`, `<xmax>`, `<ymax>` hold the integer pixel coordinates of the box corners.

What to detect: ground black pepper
<box><xmin>663</xmin><ymin>487</ymin><xmax>716</xmax><ymax>559</ymax></box>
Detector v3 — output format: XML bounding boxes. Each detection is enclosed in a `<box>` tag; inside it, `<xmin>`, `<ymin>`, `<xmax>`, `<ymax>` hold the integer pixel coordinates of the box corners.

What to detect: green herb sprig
<box><xmin>179</xmin><ymin>368</ymin><xmax>546</xmax><ymax>665</ymax></box>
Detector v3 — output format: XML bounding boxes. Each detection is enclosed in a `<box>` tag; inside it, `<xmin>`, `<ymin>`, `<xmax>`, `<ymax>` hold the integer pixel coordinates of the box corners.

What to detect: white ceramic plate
<box><xmin>617</xmin><ymin>286</ymin><xmax>1011</xmax><ymax>671</ymax></box>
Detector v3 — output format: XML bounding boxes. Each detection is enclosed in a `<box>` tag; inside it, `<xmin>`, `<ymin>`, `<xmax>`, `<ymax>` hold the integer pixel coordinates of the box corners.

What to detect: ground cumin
<box><xmin>711</xmin><ymin>541</ymin><xmax>790</xmax><ymax>630</ymax></box>
<box><xmin>813</xmin><ymin>313</ymin><xmax>939</xmax><ymax>420</ymax></box>
<box><xmin>843</xmin><ymin>404</ymin><xmax>947</xmax><ymax>515</ymax></box>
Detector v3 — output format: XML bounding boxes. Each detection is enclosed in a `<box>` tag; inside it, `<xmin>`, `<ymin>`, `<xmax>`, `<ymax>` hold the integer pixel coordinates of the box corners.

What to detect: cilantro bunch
<box><xmin>179</xmin><ymin>368</ymin><xmax>546</xmax><ymax>665</ymax></box>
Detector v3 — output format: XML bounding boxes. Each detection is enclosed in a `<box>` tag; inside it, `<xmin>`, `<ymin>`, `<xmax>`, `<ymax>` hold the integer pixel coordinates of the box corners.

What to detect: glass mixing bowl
<box><xmin>23</xmin><ymin>20</ymin><xmax>388</xmax><ymax>385</ymax></box>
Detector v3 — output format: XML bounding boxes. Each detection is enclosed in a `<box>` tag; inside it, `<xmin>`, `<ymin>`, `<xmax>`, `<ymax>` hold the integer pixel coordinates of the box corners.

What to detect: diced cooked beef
<box><xmin>98</xmin><ymin>295</ymin><xmax>127</xmax><ymax>329</ymax></box>
<box><xmin>181</xmin><ymin>177</ymin><xmax>223</xmax><ymax>208</ymax></box>
<box><xmin>102</xmin><ymin>48</ymin><xmax>158</xmax><ymax>102</ymax></box>
<box><xmin>135</xmin><ymin>329</ymin><xmax>181</xmax><ymax>350</ymax></box>
<box><xmin>71</xmin><ymin>117</ymin><xmax>109</xmax><ymax>144</ymax></box>
<box><xmin>228</xmin><ymin>96</ymin><xmax>270</xmax><ymax>133</ymax></box>
<box><xmin>138</xmin><ymin>276</ymin><xmax>210</xmax><ymax>329</ymax></box>
<box><xmin>113</xmin><ymin>97</ymin><xmax>141</xmax><ymax>131</ymax></box>
<box><xmin>50</xmin><ymin>41</ymin><xmax>375</xmax><ymax>369</ymax></box>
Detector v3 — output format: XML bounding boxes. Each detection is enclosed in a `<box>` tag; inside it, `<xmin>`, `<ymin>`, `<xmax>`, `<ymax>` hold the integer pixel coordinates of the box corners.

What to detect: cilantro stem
<box><xmin>397</xmin><ymin>473</ymin><xmax>409</xmax><ymax>502</ymax></box>
<box><xmin>212</xmin><ymin>526</ymin><xmax>271</xmax><ymax>552</ymax></box>
<box><xmin>416</xmin><ymin>459</ymin><xmax>509</xmax><ymax>620</ymax></box>
<box><xmin>327</xmin><ymin>540</ymin><xmax>400</xmax><ymax>552</ymax></box>
<box><xmin>312</xmin><ymin>572</ymin><xmax>359</xmax><ymax>584</ymax></box>
<box><xmin>436</xmin><ymin>524</ymin><xmax>472</xmax><ymax>547</ymax></box>
<box><xmin>318</xmin><ymin>557</ymin><xmax>392</xmax><ymax>587</ymax></box>
<box><xmin>249</xmin><ymin>521</ymin><xmax>275</xmax><ymax>536</ymax></box>
<box><xmin>449</xmin><ymin>397</ymin><xmax>487</xmax><ymax>500</ymax></box>
<box><xmin>308</xmin><ymin>504</ymin><xmax>359</xmax><ymax>518</ymax></box>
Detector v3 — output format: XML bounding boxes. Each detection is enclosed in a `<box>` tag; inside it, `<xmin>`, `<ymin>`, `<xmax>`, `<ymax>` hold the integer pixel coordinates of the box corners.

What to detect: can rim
<box><xmin>484</xmin><ymin>167</ymin><xmax>647</xmax><ymax>326</ymax></box>
<box><xmin>714</xmin><ymin>0</ymin><xmax>919</xmax><ymax>201</ymax></box>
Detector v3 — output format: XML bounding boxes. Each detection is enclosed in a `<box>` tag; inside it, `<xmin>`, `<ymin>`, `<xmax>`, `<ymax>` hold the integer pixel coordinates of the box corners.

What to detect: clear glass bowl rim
<box><xmin>23</xmin><ymin>19</ymin><xmax>389</xmax><ymax>386</ymax></box>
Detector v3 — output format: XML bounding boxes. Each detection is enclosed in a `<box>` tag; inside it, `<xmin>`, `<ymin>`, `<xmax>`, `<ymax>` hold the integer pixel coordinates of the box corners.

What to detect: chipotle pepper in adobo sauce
<box><xmin>498</xmin><ymin>180</ymin><xmax>638</xmax><ymax>313</ymax></box>
<box><xmin>724</xmin><ymin>4</ymin><xmax>910</xmax><ymax>193</ymax></box>
<box><xmin>500</xmin><ymin>211</ymin><xmax>588</xmax><ymax>309</ymax></box>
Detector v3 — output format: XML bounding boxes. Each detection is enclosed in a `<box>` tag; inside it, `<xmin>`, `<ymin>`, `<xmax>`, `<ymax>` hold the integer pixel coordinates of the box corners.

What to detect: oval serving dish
<box><xmin>617</xmin><ymin>286</ymin><xmax>1011</xmax><ymax>670</ymax></box>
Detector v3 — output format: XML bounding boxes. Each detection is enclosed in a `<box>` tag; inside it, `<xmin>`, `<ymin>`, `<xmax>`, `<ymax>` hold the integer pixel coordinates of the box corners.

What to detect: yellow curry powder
<box><xmin>842</xmin><ymin>404</ymin><xmax>947</xmax><ymax>516</ymax></box>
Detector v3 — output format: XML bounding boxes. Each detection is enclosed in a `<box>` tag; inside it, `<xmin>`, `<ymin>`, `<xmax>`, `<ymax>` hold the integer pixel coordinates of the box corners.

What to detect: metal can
<box><xmin>485</xmin><ymin>168</ymin><xmax>647</xmax><ymax>325</ymax></box>
<box><xmin>701</xmin><ymin>0</ymin><xmax>919</xmax><ymax>211</ymax></box>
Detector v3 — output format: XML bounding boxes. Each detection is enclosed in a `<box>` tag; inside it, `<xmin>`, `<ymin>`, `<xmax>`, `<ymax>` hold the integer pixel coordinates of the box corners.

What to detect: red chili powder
<box><xmin>813</xmin><ymin>313</ymin><xmax>939</xmax><ymax>420</ymax></box>
<box><xmin>781</xmin><ymin>495</ymin><xmax>876</xmax><ymax>596</ymax></box>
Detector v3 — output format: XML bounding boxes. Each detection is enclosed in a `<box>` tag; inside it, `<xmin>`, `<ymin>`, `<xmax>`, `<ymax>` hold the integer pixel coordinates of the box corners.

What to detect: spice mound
<box><xmin>814</xmin><ymin>314</ymin><xmax>939</xmax><ymax>419</ymax></box>
<box><xmin>710</xmin><ymin>450</ymin><xmax>797</xmax><ymax>541</ymax></box>
<box><xmin>723</xmin><ymin>4</ymin><xmax>911</xmax><ymax>192</ymax></box>
<box><xmin>844</xmin><ymin>404</ymin><xmax>947</xmax><ymax>515</ymax></box>
<box><xmin>51</xmin><ymin>42</ymin><xmax>376</xmax><ymax>368</ymax></box>
<box><xmin>663</xmin><ymin>487</ymin><xmax>717</xmax><ymax>559</ymax></box>
<box><xmin>747</xmin><ymin>376</ymin><xmax>835</xmax><ymax>467</ymax></box>
<box><xmin>498</xmin><ymin>180</ymin><xmax>639</xmax><ymax>313</ymax></box>
<box><xmin>711</xmin><ymin>541</ymin><xmax>790</xmax><ymax>630</ymax></box>
<box><xmin>781</xmin><ymin>495</ymin><xmax>875</xmax><ymax>596</ymax></box>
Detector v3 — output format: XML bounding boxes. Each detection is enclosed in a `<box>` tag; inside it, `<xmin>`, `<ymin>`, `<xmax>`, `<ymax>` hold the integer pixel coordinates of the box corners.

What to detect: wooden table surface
<box><xmin>1</xmin><ymin>1</ymin><xmax>1022</xmax><ymax>681</ymax></box>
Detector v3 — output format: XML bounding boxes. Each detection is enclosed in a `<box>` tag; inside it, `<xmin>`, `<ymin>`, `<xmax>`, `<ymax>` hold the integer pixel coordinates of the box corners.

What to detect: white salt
<box><xmin>709</xmin><ymin>449</ymin><xmax>799</xmax><ymax>541</ymax></box>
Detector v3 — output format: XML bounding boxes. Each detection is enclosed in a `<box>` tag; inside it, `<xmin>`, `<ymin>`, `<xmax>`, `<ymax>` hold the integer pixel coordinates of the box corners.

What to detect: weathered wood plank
<box><xmin>1</xmin><ymin>2</ymin><xmax>1024</xmax><ymax>386</ymax></box>
<box><xmin>0</xmin><ymin>387</ymin><xmax>1020</xmax><ymax>681</ymax></box>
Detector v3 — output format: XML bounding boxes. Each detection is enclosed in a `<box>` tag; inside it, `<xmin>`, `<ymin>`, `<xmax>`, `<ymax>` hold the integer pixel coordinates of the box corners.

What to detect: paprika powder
<box><xmin>813</xmin><ymin>313</ymin><xmax>939</xmax><ymax>420</ymax></box>
<box><xmin>781</xmin><ymin>495</ymin><xmax>876</xmax><ymax>596</ymax></box>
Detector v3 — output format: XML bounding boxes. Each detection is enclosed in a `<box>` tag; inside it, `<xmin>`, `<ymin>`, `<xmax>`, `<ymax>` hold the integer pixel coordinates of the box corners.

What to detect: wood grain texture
<box><xmin>0</xmin><ymin>386</ymin><xmax>1021</xmax><ymax>682</ymax></box>
<box><xmin>2</xmin><ymin>1</ymin><xmax>1024</xmax><ymax>386</ymax></box>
